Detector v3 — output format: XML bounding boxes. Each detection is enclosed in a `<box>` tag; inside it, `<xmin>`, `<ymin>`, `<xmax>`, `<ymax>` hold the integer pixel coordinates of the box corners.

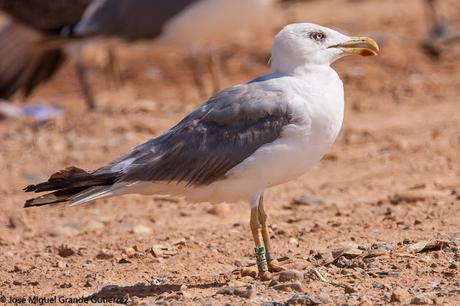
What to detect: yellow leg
<box><xmin>250</xmin><ymin>205</ymin><xmax>271</xmax><ymax>280</ymax></box>
<box><xmin>258</xmin><ymin>193</ymin><xmax>285</xmax><ymax>273</ymax></box>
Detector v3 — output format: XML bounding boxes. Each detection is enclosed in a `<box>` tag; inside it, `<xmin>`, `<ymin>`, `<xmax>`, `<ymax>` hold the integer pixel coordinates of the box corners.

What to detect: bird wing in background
<box><xmin>0</xmin><ymin>0</ymin><xmax>92</xmax><ymax>34</ymax></box>
<box><xmin>0</xmin><ymin>21</ymin><xmax>66</xmax><ymax>99</ymax></box>
<box><xmin>75</xmin><ymin>0</ymin><xmax>200</xmax><ymax>40</ymax></box>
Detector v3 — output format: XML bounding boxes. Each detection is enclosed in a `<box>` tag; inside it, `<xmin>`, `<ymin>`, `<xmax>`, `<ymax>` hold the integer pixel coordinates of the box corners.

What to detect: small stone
<box><xmin>241</xmin><ymin>266</ymin><xmax>257</xmax><ymax>278</ymax></box>
<box><xmin>57</xmin><ymin>261</ymin><xmax>67</xmax><ymax>268</ymax></box>
<box><xmin>216</xmin><ymin>286</ymin><xmax>253</xmax><ymax>299</ymax></box>
<box><xmin>208</xmin><ymin>202</ymin><xmax>230</xmax><ymax>216</ymax></box>
<box><xmin>390</xmin><ymin>289</ymin><xmax>407</xmax><ymax>303</ymax></box>
<box><xmin>13</xmin><ymin>265</ymin><xmax>24</xmax><ymax>273</ymax></box>
<box><xmin>410</xmin><ymin>294</ymin><xmax>433</xmax><ymax>304</ymax></box>
<box><xmin>13</xmin><ymin>280</ymin><xmax>22</xmax><ymax>285</ymax></box>
<box><xmin>131</xmin><ymin>224</ymin><xmax>152</xmax><ymax>235</ymax></box>
<box><xmin>123</xmin><ymin>247</ymin><xmax>136</xmax><ymax>258</ymax></box>
<box><xmin>278</xmin><ymin>270</ymin><xmax>304</xmax><ymax>282</ymax></box>
<box><xmin>344</xmin><ymin>285</ymin><xmax>356</xmax><ymax>294</ymax></box>
<box><xmin>291</xmin><ymin>196</ymin><xmax>324</xmax><ymax>206</ymax></box>
<box><xmin>234</xmin><ymin>260</ymin><xmax>243</xmax><ymax>268</ymax></box>
<box><xmin>172</xmin><ymin>238</ymin><xmax>186</xmax><ymax>246</ymax></box>
<box><xmin>273</xmin><ymin>281</ymin><xmax>304</xmax><ymax>292</ymax></box>
<box><xmin>371</xmin><ymin>242</ymin><xmax>397</xmax><ymax>250</ymax></box>
<box><xmin>286</xmin><ymin>294</ymin><xmax>324</xmax><ymax>305</ymax></box>
<box><xmin>95</xmin><ymin>249</ymin><xmax>114</xmax><ymax>260</ymax></box>
<box><xmin>289</xmin><ymin>237</ymin><xmax>299</xmax><ymax>246</ymax></box>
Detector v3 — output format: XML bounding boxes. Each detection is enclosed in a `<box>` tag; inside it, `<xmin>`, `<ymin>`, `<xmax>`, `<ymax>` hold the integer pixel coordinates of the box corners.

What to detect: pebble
<box><xmin>57</xmin><ymin>261</ymin><xmax>67</xmax><ymax>268</ymax></box>
<box><xmin>216</xmin><ymin>286</ymin><xmax>253</xmax><ymax>299</ymax></box>
<box><xmin>95</xmin><ymin>249</ymin><xmax>114</xmax><ymax>260</ymax></box>
<box><xmin>289</xmin><ymin>237</ymin><xmax>299</xmax><ymax>246</ymax></box>
<box><xmin>371</xmin><ymin>242</ymin><xmax>397</xmax><ymax>250</ymax></box>
<box><xmin>286</xmin><ymin>294</ymin><xmax>324</xmax><ymax>305</ymax></box>
<box><xmin>291</xmin><ymin>196</ymin><xmax>324</xmax><ymax>206</ymax></box>
<box><xmin>241</xmin><ymin>266</ymin><xmax>257</xmax><ymax>278</ymax></box>
<box><xmin>123</xmin><ymin>247</ymin><xmax>137</xmax><ymax>258</ymax></box>
<box><xmin>390</xmin><ymin>189</ymin><xmax>446</xmax><ymax>204</ymax></box>
<box><xmin>410</xmin><ymin>294</ymin><xmax>433</xmax><ymax>304</ymax></box>
<box><xmin>131</xmin><ymin>224</ymin><xmax>152</xmax><ymax>235</ymax></box>
<box><xmin>273</xmin><ymin>281</ymin><xmax>304</xmax><ymax>292</ymax></box>
<box><xmin>208</xmin><ymin>202</ymin><xmax>230</xmax><ymax>216</ymax></box>
<box><xmin>278</xmin><ymin>270</ymin><xmax>304</xmax><ymax>282</ymax></box>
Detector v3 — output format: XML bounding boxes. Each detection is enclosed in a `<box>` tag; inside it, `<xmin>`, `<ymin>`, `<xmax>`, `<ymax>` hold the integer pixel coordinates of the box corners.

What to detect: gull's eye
<box><xmin>310</xmin><ymin>32</ymin><xmax>326</xmax><ymax>41</ymax></box>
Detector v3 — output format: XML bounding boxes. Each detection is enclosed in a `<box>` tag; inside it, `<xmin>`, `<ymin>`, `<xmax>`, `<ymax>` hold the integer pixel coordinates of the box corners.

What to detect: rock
<box><xmin>344</xmin><ymin>285</ymin><xmax>356</xmax><ymax>294</ymax></box>
<box><xmin>172</xmin><ymin>238</ymin><xmax>186</xmax><ymax>246</ymax></box>
<box><xmin>241</xmin><ymin>266</ymin><xmax>257</xmax><ymax>278</ymax></box>
<box><xmin>131</xmin><ymin>224</ymin><xmax>152</xmax><ymax>235</ymax></box>
<box><xmin>286</xmin><ymin>294</ymin><xmax>324</xmax><ymax>305</ymax></box>
<box><xmin>57</xmin><ymin>261</ymin><xmax>67</xmax><ymax>268</ymax></box>
<box><xmin>216</xmin><ymin>286</ymin><xmax>253</xmax><ymax>299</ymax></box>
<box><xmin>291</xmin><ymin>196</ymin><xmax>324</xmax><ymax>206</ymax></box>
<box><xmin>289</xmin><ymin>237</ymin><xmax>299</xmax><ymax>246</ymax></box>
<box><xmin>273</xmin><ymin>281</ymin><xmax>304</xmax><ymax>292</ymax></box>
<box><xmin>123</xmin><ymin>247</ymin><xmax>136</xmax><ymax>258</ymax></box>
<box><xmin>278</xmin><ymin>270</ymin><xmax>304</xmax><ymax>282</ymax></box>
<box><xmin>410</xmin><ymin>294</ymin><xmax>433</xmax><ymax>304</ymax></box>
<box><xmin>150</xmin><ymin>244</ymin><xmax>177</xmax><ymax>258</ymax></box>
<box><xmin>95</xmin><ymin>249</ymin><xmax>114</xmax><ymax>260</ymax></box>
<box><xmin>57</xmin><ymin>245</ymin><xmax>75</xmax><ymax>258</ymax></box>
<box><xmin>208</xmin><ymin>202</ymin><xmax>230</xmax><ymax>216</ymax></box>
<box><xmin>371</xmin><ymin>242</ymin><xmax>397</xmax><ymax>250</ymax></box>
<box><xmin>390</xmin><ymin>189</ymin><xmax>447</xmax><ymax>204</ymax></box>
<box><xmin>407</xmin><ymin>240</ymin><xmax>450</xmax><ymax>253</ymax></box>
<box><xmin>390</xmin><ymin>288</ymin><xmax>409</xmax><ymax>303</ymax></box>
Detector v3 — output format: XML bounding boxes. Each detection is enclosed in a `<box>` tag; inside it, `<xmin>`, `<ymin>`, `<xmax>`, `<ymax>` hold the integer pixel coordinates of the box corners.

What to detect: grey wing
<box><xmin>75</xmin><ymin>0</ymin><xmax>199</xmax><ymax>40</ymax></box>
<box><xmin>105</xmin><ymin>83</ymin><xmax>293</xmax><ymax>187</ymax></box>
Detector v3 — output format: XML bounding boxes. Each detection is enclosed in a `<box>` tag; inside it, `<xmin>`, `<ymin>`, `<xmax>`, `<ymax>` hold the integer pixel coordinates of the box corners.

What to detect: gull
<box><xmin>24</xmin><ymin>23</ymin><xmax>379</xmax><ymax>280</ymax></box>
<box><xmin>0</xmin><ymin>0</ymin><xmax>272</xmax><ymax>109</ymax></box>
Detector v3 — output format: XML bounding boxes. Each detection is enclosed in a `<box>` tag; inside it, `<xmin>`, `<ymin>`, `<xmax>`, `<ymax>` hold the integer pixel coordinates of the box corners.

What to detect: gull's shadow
<box><xmin>89</xmin><ymin>281</ymin><xmax>226</xmax><ymax>300</ymax></box>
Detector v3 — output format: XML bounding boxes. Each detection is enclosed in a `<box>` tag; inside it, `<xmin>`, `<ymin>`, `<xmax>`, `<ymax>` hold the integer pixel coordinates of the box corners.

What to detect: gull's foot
<box><xmin>268</xmin><ymin>259</ymin><xmax>286</xmax><ymax>273</ymax></box>
<box><xmin>260</xmin><ymin>271</ymin><xmax>273</xmax><ymax>281</ymax></box>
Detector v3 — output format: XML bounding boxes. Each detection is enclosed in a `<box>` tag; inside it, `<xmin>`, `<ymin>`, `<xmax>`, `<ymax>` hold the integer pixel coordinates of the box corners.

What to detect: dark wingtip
<box><xmin>23</xmin><ymin>184</ymin><xmax>37</xmax><ymax>192</ymax></box>
<box><xmin>23</xmin><ymin>199</ymin><xmax>35</xmax><ymax>208</ymax></box>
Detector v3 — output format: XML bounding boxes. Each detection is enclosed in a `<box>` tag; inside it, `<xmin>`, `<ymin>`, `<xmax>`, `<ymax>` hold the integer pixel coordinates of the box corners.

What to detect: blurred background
<box><xmin>0</xmin><ymin>0</ymin><xmax>459</xmax><ymax>305</ymax></box>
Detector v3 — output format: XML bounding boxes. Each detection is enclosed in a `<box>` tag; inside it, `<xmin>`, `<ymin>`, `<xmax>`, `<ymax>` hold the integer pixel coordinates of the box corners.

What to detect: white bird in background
<box><xmin>24</xmin><ymin>23</ymin><xmax>379</xmax><ymax>280</ymax></box>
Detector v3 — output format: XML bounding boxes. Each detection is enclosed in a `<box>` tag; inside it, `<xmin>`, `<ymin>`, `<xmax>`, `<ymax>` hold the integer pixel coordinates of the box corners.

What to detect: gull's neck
<box><xmin>271</xmin><ymin>63</ymin><xmax>337</xmax><ymax>79</ymax></box>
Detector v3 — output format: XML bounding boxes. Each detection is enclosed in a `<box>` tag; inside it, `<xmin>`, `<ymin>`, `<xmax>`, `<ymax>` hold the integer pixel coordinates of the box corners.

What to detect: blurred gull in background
<box><xmin>0</xmin><ymin>0</ymin><xmax>274</xmax><ymax>110</ymax></box>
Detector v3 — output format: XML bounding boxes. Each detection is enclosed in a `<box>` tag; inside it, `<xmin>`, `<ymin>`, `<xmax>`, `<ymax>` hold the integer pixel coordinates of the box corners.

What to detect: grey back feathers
<box><xmin>104</xmin><ymin>80</ymin><xmax>293</xmax><ymax>186</ymax></box>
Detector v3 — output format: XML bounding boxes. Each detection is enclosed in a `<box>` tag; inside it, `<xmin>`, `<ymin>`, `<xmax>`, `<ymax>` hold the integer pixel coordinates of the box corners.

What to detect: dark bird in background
<box><xmin>0</xmin><ymin>0</ymin><xmax>272</xmax><ymax>110</ymax></box>
<box><xmin>422</xmin><ymin>0</ymin><xmax>460</xmax><ymax>59</ymax></box>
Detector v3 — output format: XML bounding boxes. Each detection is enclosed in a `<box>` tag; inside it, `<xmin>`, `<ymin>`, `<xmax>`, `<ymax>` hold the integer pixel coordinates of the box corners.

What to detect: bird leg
<box><xmin>208</xmin><ymin>46</ymin><xmax>223</xmax><ymax>94</ymax></box>
<box><xmin>258</xmin><ymin>193</ymin><xmax>285</xmax><ymax>273</ymax></box>
<box><xmin>185</xmin><ymin>53</ymin><xmax>208</xmax><ymax>99</ymax></box>
<box><xmin>250</xmin><ymin>205</ymin><xmax>271</xmax><ymax>281</ymax></box>
<box><xmin>105</xmin><ymin>43</ymin><xmax>123</xmax><ymax>88</ymax></box>
<box><xmin>75</xmin><ymin>45</ymin><xmax>96</xmax><ymax>111</ymax></box>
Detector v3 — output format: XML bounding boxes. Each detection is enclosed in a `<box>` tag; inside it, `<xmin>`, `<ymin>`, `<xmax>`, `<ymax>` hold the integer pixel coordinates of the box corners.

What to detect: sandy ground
<box><xmin>1</xmin><ymin>0</ymin><xmax>459</xmax><ymax>305</ymax></box>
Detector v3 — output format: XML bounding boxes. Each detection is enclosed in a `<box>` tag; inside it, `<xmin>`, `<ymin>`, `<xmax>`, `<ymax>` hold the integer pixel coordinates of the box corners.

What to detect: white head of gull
<box><xmin>24</xmin><ymin>23</ymin><xmax>379</xmax><ymax>280</ymax></box>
